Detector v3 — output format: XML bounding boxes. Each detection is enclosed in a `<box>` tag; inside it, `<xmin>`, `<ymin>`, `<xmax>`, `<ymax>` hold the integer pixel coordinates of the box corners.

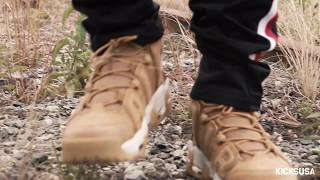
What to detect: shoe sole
<box><xmin>187</xmin><ymin>141</ymin><xmax>221</xmax><ymax>180</ymax></box>
<box><xmin>62</xmin><ymin>79</ymin><xmax>170</xmax><ymax>163</ymax></box>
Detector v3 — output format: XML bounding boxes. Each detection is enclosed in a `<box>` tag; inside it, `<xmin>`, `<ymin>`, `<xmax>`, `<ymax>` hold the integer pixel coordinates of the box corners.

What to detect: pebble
<box><xmin>165</xmin><ymin>163</ymin><xmax>177</xmax><ymax>172</ymax></box>
<box><xmin>300</xmin><ymin>139</ymin><xmax>312</xmax><ymax>145</ymax></box>
<box><xmin>39</xmin><ymin>173</ymin><xmax>59</xmax><ymax>180</ymax></box>
<box><xmin>302</xmin><ymin>162</ymin><xmax>313</xmax><ymax>167</ymax></box>
<box><xmin>154</xmin><ymin>135</ymin><xmax>167</xmax><ymax>145</ymax></box>
<box><xmin>137</xmin><ymin>162</ymin><xmax>156</xmax><ymax>173</ymax></box>
<box><xmin>124</xmin><ymin>165</ymin><xmax>147</xmax><ymax>180</ymax></box>
<box><xmin>308</xmin><ymin>155</ymin><xmax>319</xmax><ymax>161</ymax></box>
<box><xmin>41</xmin><ymin>118</ymin><xmax>53</xmax><ymax>127</ymax></box>
<box><xmin>2</xmin><ymin>141</ymin><xmax>15</xmax><ymax>146</ymax></box>
<box><xmin>12</xmin><ymin>150</ymin><xmax>24</xmax><ymax>160</ymax></box>
<box><xmin>32</xmin><ymin>153</ymin><xmax>48</xmax><ymax>164</ymax></box>
<box><xmin>172</xmin><ymin>149</ymin><xmax>184</xmax><ymax>158</ymax></box>
<box><xmin>158</xmin><ymin>152</ymin><xmax>170</xmax><ymax>159</ymax></box>
<box><xmin>0</xmin><ymin>127</ymin><xmax>9</xmax><ymax>139</ymax></box>
<box><xmin>12</xmin><ymin>121</ymin><xmax>25</xmax><ymax>128</ymax></box>
<box><xmin>46</xmin><ymin>105</ymin><xmax>59</xmax><ymax>112</ymax></box>
<box><xmin>168</xmin><ymin>125</ymin><xmax>182</xmax><ymax>135</ymax></box>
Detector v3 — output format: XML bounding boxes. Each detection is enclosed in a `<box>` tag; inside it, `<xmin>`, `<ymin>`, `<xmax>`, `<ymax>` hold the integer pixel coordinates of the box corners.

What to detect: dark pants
<box><xmin>72</xmin><ymin>0</ymin><xmax>278</xmax><ymax>111</ymax></box>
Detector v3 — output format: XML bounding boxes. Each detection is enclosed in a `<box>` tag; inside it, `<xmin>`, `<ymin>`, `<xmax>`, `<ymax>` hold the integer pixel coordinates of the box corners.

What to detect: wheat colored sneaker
<box><xmin>62</xmin><ymin>36</ymin><xmax>170</xmax><ymax>163</ymax></box>
<box><xmin>187</xmin><ymin>100</ymin><xmax>297</xmax><ymax>180</ymax></box>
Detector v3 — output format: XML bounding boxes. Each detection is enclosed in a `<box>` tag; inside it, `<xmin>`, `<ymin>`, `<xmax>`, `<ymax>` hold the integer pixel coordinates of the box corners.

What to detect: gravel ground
<box><xmin>0</xmin><ymin>44</ymin><xmax>319</xmax><ymax>180</ymax></box>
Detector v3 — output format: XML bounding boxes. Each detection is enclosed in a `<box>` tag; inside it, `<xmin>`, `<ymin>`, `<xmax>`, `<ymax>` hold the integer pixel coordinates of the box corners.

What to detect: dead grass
<box><xmin>0</xmin><ymin>0</ymin><xmax>43</xmax><ymax>102</ymax></box>
<box><xmin>1</xmin><ymin>0</ymin><xmax>41</xmax><ymax>67</ymax></box>
<box><xmin>278</xmin><ymin>0</ymin><xmax>320</xmax><ymax>100</ymax></box>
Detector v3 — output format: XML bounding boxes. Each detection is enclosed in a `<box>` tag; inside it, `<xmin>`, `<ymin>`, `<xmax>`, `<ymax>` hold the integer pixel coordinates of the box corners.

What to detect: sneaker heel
<box><xmin>187</xmin><ymin>141</ymin><xmax>206</xmax><ymax>179</ymax></box>
<box><xmin>187</xmin><ymin>141</ymin><xmax>219</xmax><ymax>180</ymax></box>
<box><xmin>149</xmin><ymin>79</ymin><xmax>171</xmax><ymax>129</ymax></box>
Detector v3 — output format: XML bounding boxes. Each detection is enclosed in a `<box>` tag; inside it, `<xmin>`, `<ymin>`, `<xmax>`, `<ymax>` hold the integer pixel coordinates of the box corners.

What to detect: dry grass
<box><xmin>0</xmin><ymin>0</ymin><xmax>43</xmax><ymax>102</ymax></box>
<box><xmin>1</xmin><ymin>0</ymin><xmax>41</xmax><ymax>67</ymax></box>
<box><xmin>278</xmin><ymin>0</ymin><xmax>320</xmax><ymax>100</ymax></box>
<box><xmin>155</xmin><ymin>0</ymin><xmax>190</xmax><ymax>13</ymax></box>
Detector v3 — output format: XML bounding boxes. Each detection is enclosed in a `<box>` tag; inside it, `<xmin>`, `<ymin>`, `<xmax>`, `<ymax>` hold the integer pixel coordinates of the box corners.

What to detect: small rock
<box><xmin>13</xmin><ymin>150</ymin><xmax>24</xmax><ymax>160</ymax></box>
<box><xmin>308</xmin><ymin>155</ymin><xmax>319</xmax><ymax>162</ymax></box>
<box><xmin>302</xmin><ymin>162</ymin><xmax>313</xmax><ymax>167</ymax></box>
<box><xmin>272</xmin><ymin>132</ymin><xmax>283</xmax><ymax>143</ymax></box>
<box><xmin>300</xmin><ymin>139</ymin><xmax>312</xmax><ymax>145</ymax></box>
<box><xmin>274</xmin><ymin>81</ymin><xmax>282</xmax><ymax>87</ymax></box>
<box><xmin>46</xmin><ymin>105</ymin><xmax>59</xmax><ymax>112</ymax></box>
<box><xmin>32</xmin><ymin>153</ymin><xmax>48</xmax><ymax>164</ymax></box>
<box><xmin>3</xmin><ymin>149</ymin><xmax>10</xmax><ymax>154</ymax></box>
<box><xmin>150</xmin><ymin>157</ymin><xmax>164</xmax><ymax>164</ymax></box>
<box><xmin>260</xmin><ymin>119</ymin><xmax>274</xmax><ymax>135</ymax></box>
<box><xmin>292</xmin><ymin>134</ymin><xmax>298</xmax><ymax>138</ymax></box>
<box><xmin>172</xmin><ymin>149</ymin><xmax>184</xmax><ymax>158</ymax></box>
<box><xmin>12</xmin><ymin>102</ymin><xmax>23</xmax><ymax>107</ymax></box>
<box><xmin>168</xmin><ymin>125</ymin><xmax>182</xmax><ymax>135</ymax></box>
<box><xmin>7</xmin><ymin>127</ymin><xmax>18</xmax><ymax>135</ymax></box>
<box><xmin>124</xmin><ymin>165</ymin><xmax>147</xmax><ymax>180</ymax></box>
<box><xmin>137</xmin><ymin>162</ymin><xmax>154</xmax><ymax>168</ymax></box>
<box><xmin>271</xmin><ymin>99</ymin><xmax>281</xmax><ymax>109</ymax></box>
<box><xmin>39</xmin><ymin>173</ymin><xmax>59</xmax><ymax>180</ymax></box>
<box><xmin>137</xmin><ymin>162</ymin><xmax>156</xmax><ymax>173</ymax></box>
<box><xmin>280</xmin><ymin>141</ymin><xmax>290</xmax><ymax>147</ymax></box>
<box><xmin>311</xmin><ymin>149</ymin><xmax>320</xmax><ymax>155</ymax></box>
<box><xmin>55</xmin><ymin>146</ymin><xmax>62</xmax><ymax>151</ymax></box>
<box><xmin>41</xmin><ymin>118</ymin><xmax>53</xmax><ymax>127</ymax></box>
<box><xmin>282</xmin><ymin>147</ymin><xmax>291</xmax><ymax>153</ymax></box>
<box><xmin>165</xmin><ymin>163</ymin><xmax>177</xmax><ymax>172</ymax></box>
<box><xmin>13</xmin><ymin>121</ymin><xmax>25</xmax><ymax>128</ymax></box>
<box><xmin>159</xmin><ymin>152</ymin><xmax>170</xmax><ymax>159</ymax></box>
<box><xmin>2</xmin><ymin>141</ymin><xmax>15</xmax><ymax>146</ymax></box>
<box><xmin>171</xmin><ymin>134</ymin><xmax>179</xmax><ymax>139</ymax></box>
<box><xmin>155</xmin><ymin>135</ymin><xmax>167</xmax><ymax>145</ymax></box>
<box><xmin>0</xmin><ymin>127</ymin><xmax>9</xmax><ymax>139</ymax></box>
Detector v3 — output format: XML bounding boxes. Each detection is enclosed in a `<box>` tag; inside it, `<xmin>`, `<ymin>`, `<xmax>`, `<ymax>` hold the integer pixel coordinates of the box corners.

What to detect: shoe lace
<box><xmin>80</xmin><ymin>36</ymin><xmax>153</xmax><ymax>110</ymax></box>
<box><xmin>201</xmin><ymin>104</ymin><xmax>277</xmax><ymax>157</ymax></box>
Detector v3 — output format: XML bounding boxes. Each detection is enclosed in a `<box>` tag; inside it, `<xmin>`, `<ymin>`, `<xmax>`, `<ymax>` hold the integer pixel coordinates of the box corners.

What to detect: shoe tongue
<box><xmin>222</xmin><ymin>116</ymin><xmax>267</xmax><ymax>153</ymax></box>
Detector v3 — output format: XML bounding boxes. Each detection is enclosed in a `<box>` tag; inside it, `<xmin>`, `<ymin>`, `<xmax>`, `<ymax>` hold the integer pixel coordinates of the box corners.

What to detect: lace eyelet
<box><xmin>131</xmin><ymin>79</ymin><xmax>140</xmax><ymax>89</ymax></box>
<box><xmin>144</xmin><ymin>55</ymin><xmax>152</xmax><ymax>65</ymax></box>
<box><xmin>217</xmin><ymin>133</ymin><xmax>226</xmax><ymax>142</ymax></box>
<box><xmin>200</xmin><ymin>114</ymin><xmax>208</xmax><ymax>121</ymax></box>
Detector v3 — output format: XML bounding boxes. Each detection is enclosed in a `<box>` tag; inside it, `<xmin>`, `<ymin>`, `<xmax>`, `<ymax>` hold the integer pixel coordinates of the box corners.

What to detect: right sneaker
<box><xmin>62</xmin><ymin>36</ymin><xmax>170</xmax><ymax>163</ymax></box>
<box><xmin>188</xmin><ymin>100</ymin><xmax>297</xmax><ymax>180</ymax></box>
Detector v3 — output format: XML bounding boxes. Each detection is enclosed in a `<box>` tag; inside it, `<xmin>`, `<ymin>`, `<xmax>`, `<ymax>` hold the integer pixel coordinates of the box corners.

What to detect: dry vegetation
<box><xmin>278</xmin><ymin>0</ymin><xmax>320</xmax><ymax>100</ymax></box>
<box><xmin>0</xmin><ymin>0</ymin><xmax>319</xmax><ymax>179</ymax></box>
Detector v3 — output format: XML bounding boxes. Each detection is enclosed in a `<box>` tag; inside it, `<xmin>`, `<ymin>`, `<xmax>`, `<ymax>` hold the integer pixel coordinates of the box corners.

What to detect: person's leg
<box><xmin>188</xmin><ymin>0</ymin><xmax>297</xmax><ymax>179</ymax></box>
<box><xmin>190</xmin><ymin>0</ymin><xmax>277</xmax><ymax>111</ymax></box>
<box><xmin>63</xmin><ymin>0</ymin><xmax>169</xmax><ymax>163</ymax></box>
<box><xmin>72</xmin><ymin>0</ymin><xmax>163</xmax><ymax>51</ymax></box>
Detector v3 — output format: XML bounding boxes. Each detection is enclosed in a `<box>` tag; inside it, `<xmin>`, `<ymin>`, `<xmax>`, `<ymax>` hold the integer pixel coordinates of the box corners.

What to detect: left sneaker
<box><xmin>62</xmin><ymin>36</ymin><xmax>170</xmax><ymax>163</ymax></box>
<box><xmin>187</xmin><ymin>100</ymin><xmax>297</xmax><ymax>180</ymax></box>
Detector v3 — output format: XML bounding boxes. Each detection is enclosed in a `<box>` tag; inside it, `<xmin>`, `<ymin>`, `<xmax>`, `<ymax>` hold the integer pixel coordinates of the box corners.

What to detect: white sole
<box><xmin>188</xmin><ymin>141</ymin><xmax>222</xmax><ymax>180</ymax></box>
<box><xmin>121</xmin><ymin>79</ymin><xmax>170</xmax><ymax>155</ymax></box>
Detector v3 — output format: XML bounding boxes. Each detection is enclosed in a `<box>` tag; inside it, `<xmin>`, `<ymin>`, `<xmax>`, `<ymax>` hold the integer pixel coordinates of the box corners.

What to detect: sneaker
<box><xmin>187</xmin><ymin>100</ymin><xmax>297</xmax><ymax>180</ymax></box>
<box><xmin>62</xmin><ymin>36</ymin><xmax>170</xmax><ymax>163</ymax></box>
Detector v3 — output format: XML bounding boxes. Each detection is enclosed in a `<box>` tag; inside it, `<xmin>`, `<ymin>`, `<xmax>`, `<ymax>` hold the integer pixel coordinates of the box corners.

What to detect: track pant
<box><xmin>72</xmin><ymin>0</ymin><xmax>278</xmax><ymax>112</ymax></box>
